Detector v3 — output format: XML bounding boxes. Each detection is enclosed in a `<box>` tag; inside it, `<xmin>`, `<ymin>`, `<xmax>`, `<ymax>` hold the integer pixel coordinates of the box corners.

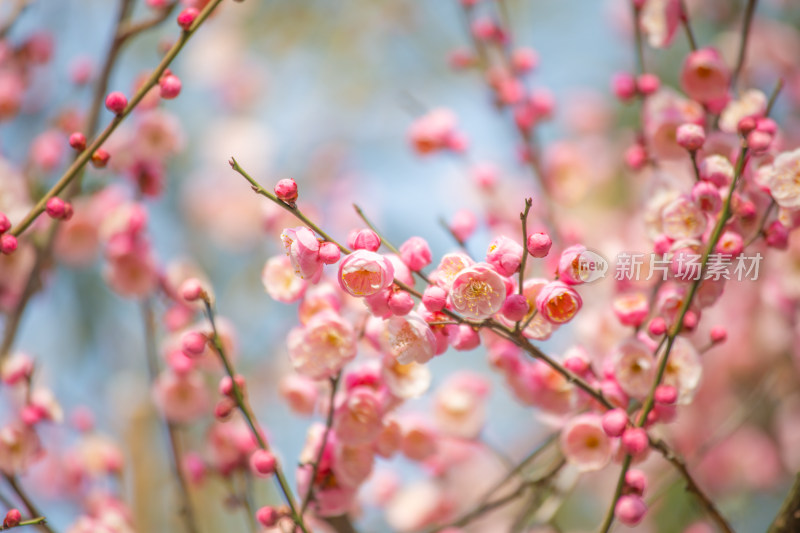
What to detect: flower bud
<box><xmin>526</xmin><ymin>232</ymin><xmax>552</xmax><ymax>258</ymax></box>
<box><xmin>275</xmin><ymin>178</ymin><xmax>298</xmax><ymax>204</ymax></box>
<box><xmin>69</xmin><ymin>131</ymin><xmax>86</xmax><ymax>151</ymax></box>
<box><xmin>104</xmin><ymin>91</ymin><xmax>127</xmax><ymax>114</ymax></box>
<box><xmin>157</xmin><ymin>74</ymin><xmax>181</xmax><ymax>100</ymax></box>
<box><xmin>249</xmin><ymin>450</ymin><xmax>276</xmax><ymax>477</ymax></box>
<box><xmin>0</xmin><ymin>234</ymin><xmax>17</xmax><ymax>255</ymax></box>
<box><xmin>676</xmin><ymin>123</ymin><xmax>705</xmax><ymax>151</ymax></box>
<box><xmin>3</xmin><ymin>509</ymin><xmax>21</xmax><ymax>528</ymax></box>
<box><xmin>177</xmin><ymin>7</ymin><xmax>199</xmax><ymax>30</ymax></box>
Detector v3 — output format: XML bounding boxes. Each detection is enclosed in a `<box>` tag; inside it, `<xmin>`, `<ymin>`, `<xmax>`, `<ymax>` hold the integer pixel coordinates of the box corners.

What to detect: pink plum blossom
<box><xmin>338</xmin><ymin>250</ymin><xmax>395</xmax><ymax>297</ymax></box>
<box><xmin>287</xmin><ymin>311</ymin><xmax>357</xmax><ymax>379</ymax></box>
<box><xmin>449</xmin><ymin>263</ymin><xmax>507</xmax><ymax>320</ymax></box>
<box><xmin>536</xmin><ymin>281</ymin><xmax>582</xmax><ymax>324</ymax></box>
<box><xmin>560</xmin><ymin>413</ymin><xmax>613</xmax><ymax>472</ymax></box>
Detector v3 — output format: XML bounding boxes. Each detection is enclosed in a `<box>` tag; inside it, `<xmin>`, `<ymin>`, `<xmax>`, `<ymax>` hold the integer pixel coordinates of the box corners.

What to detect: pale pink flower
<box><xmin>278</xmin><ymin>374</ymin><xmax>318</xmax><ymax>416</ymax></box>
<box><xmin>0</xmin><ymin>353</ymin><xmax>33</xmax><ymax>385</ymax></box>
<box><xmin>181</xmin><ymin>170</ymin><xmax>265</xmax><ymax>250</ymax></box>
<box><xmin>332</xmin><ymin>442</ymin><xmax>374</xmax><ymax>488</ymax></box>
<box><xmin>612</xmin><ymin>338</ymin><xmax>656</xmax><ymax>400</ymax></box>
<box><xmin>434</xmin><ymin>372</ymin><xmax>490</xmax><ymax>439</ymax></box>
<box><xmin>207</xmin><ymin>417</ymin><xmax>259</xmax><ymax>475</ymax></box>
<box><xmin>399</xmin><ymin>236</ymin><xmax>432</xmax><ymax>271</ymax></box>
<box><xmin>361</xmin><ymin>468</ymin><xmax>400</xmax><ymax>506</ymax></box>
<box><xmin>560</xmin><ymin>413</ymin><xmax>613</xmax><ymax>472</ymax></box>
<box><xmin>131</xmin><ymin>109</ymin><xmax>185</xmax><ymax>161</ymax></box>
<box><xmin>338</xmin><ymin>250</ymin><xmax>395</xmax><ymax>297</ymax></box>
<box><xmin>536</xmin><ymin>281</ymin><xmax>582</xmax><ymax>324</ymax></box>
<box><xmin>334</xmin><ymin>388</ymin><xmax>384</xmax><ymax>445</ymax></box>
<box><xmin>262</xmin><ymin>255</ymin><xmax>307</xmax><ymax>303</ymax></box>
<box><xmin>53</xmin><ymin>198</ymin><xmax>102</xmax><ymax>267</ymax></box>
<box><xmin>399</xmin><ymin>417</ymin><xmax>438</xmax><ymax>461</ymax></box>
<box><xmin>0</xmin><ymin>423</ymin><xmax>41</xmax><ymax>474</ymax></box>
<box><xmin>30</xmin><ymin>130</ymin><xmax>66</xmax><ymax>172</ymax></box>
<box><xmin>381</xmin><ymin>356</ymin><xmax>432</xmax><ymax>399</ymax></box>
<box><xmin>641</xmin><ymin>0</ymin><xmax>682</xmax><ymax>49</ymax></box>
<box><xmin>28</xmin><ymin>387</ymin><xmax>63</xmax><ymax>423</ymax></box>
<box><xmin>449</xmin><ymin>324</ymin><xmax>481</xmax><ymax>351</ymax></box>
<box><xmin>699</xmin><ymin>154</ymin><xmax>735</xmax><ymax>188</ymax></box>
<box><xmin>680</xmin><ymin>48</ymin><xmax>730</xmax><ymax>103</ymax></box>
<box><xmin>697</xmin><ymin>426</ymin><xmax>782</xmax><ymax>493</ymax></box>
<box><xmin>762</xmin><ymin>148</ymin><xmax>800</xmax><ymax>209</ymax></box>
<box><xmin>612</xmin><ymin>292</ymin><xmax>649</xmax><ymax>327</ymax></box>
<box><xmin>557</xmin><ymin>244</ymin><xmax>589</xmax><ymax>285</ymax></box>
<box><xmin>719</xmin><ymin>89</ymin><xmax>766</xmax><ymax>134</ymax></box>
<box><xmin>644</xmin><ymin>89</ymin><xmax>704</xmax><ymax>160</ymax></box>
<box><xmin>692</xmin><ymin>181</ymin><xmax>722</xmax><ymax>213</ymax></box>
<box><xmin>504</xmin><ymin>278</ymin><xmax>555</xmax><ymax>340</ymax></box>
<box><xmin>661</xmin><ymin>196</ymin><xmax>707</xmax><ymax>240</ymax></box>
<box><xmin>449</xmin><ymin>263</ymin><xmax>506</xmax><ymax>320</ymax></box>
<box><xmin>152</xmin><ymin>370</ymin><xmax>210</xmax><ymax>423</ymax></box>
<box><xmin>298</xmin><ymin>282</ymin><xmax>342</xmax><ymax>325</ymax></box>
<box><xmin>281</xmin><ymin>226</ymin><xmax>324</xmax><ymax>281</ymax></box>
<box><xmin>408</xmin><ymin>108</ymin><xmax>459</xmax><ymax>155</ymax></box>
<box><xmin>660</xmin><ymin>337</ymin><xmax>702</xmax><ymax>404</ymax></box>
<box><xmin>382</xmin><ymin>313</ymin><xmax>436</xmax><ymax>365</ymax></box>
<box><xmin>374</xmin><ymin>419</ymin><xmax>403</xmax><ymax>458</ymax></box>
<box><xmin>297</xmin><ymin>424</ymin><xmax>357</xmax><ymax>517</ymax></box>
<box><xmin>449</xmin><ymin>209</ymin><xmax>478</xmax><ymax>243</ymax></box>
<box><xmin>287</xmin><ymin>312</ymin><xmax>357</xmax><ymax>379</ymax></box>
<box><xmin>66</xmin><ymin>434</ymin><xmax>125</xmax><ymax>481</ymax></box>
<box><xmin>509</xmin><ymin>360</ymin><xmax>578</xmax><ymax>415</ymax></box>
<box><xmin>486</xmin><ymin>235</ymin><xmax>523</xmax><ymax>277</ymax></box>
<box><xmin>103</xmin><ymin>246</ymin><xmax>159</xmax><ymax>299</ymax></box>
<box><xmin>431</xmin><ymin>252</ymin><xmax>475</xmax><ymax>289</ymax></box>
<box><xmin>387</xmin><ymin>253</ymin><xmax>414</xmax><ymax>286</ymax></box>
<box><xmin>0</xmin><ymin>241</ymin><xmax>35</xmax><ymax>313</ymax></box>
<box><xmin>386</xmin><ymin>480</ymin><xmax>449</xmax><ymax>532</ymax></box>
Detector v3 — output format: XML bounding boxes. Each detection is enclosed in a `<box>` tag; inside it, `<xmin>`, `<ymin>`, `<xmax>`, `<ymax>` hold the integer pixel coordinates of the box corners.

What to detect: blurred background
<box><xmin>2</xmin><ymin>0</ymin><xmax>800</xmax><ymax>531</ymax></box>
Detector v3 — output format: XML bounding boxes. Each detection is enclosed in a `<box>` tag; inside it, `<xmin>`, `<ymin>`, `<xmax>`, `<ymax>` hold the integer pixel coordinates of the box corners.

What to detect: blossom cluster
<box><xmin>0</xmin><ymin>1</ymin><xmax>800</xmax><ymax>533</ymax></box>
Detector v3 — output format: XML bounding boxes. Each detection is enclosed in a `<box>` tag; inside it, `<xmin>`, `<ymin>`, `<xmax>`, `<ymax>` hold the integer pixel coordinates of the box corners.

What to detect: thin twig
<box><xmin>679</xmin><ymin>0</ymin><xmax>698</xmax><ymax>51</ymax></box>
<box><xmin>517</xmin><ymin>198</ymin><xmax>532</xmax><ymax>298</ymax></box>
<box><xmin>1</xmin><ymin>516</ymin><xmax>47</xmax><ymax>530</ymax></box>
<box><xmin>0</xmin><ymin>0</ymin><xmax>31</xmax><ymax>39</ymax></box>
<box><xmin>9</xmin><ymin>0</ymin><xmax>226</xmax><ymax>238</ymax></box>
<box><xmin>300</xmin><ymin>373</ymin><xmax>341</xmax><ymax>516</ymax></box>
<box><xmin>353</xmin><ymin>204</ymin><xmax>432</xmax><ymax>285</ymax></box>
<box><xmin>730</xmin><ymin>0</ymin><xmax>758</xmax><ymax>91</ymax></box>
<box><xmin>141</xmin><ymin>300</ymin><xmax>199</xmax><ymax>533</ymax></box>
<box><xmin>3</xmin><ymin>476</ymin><xmax>54</xmax><ymax>533</ymax></box>
<box><xmin>597</xmin><ymin>146</ymin><xmax>750</xmax><ymax>533</ymax></box>
<box><xmin>0</xmin><ymin>0</ymin><xmax>177</xmax><ymax>363</ymax></box>
<box><xmin>200</xmin><ymin>298</ymin><xmax>310</xmax><ymax>533</ymax></box>
<box><xmin>230</xmin><ymin>160</ymin><xmax>723</xmax><ymax>532</ymax></box>
<box><xmin>631</xmin><ymin>1</ymin><xmax>646</xmax><ymax>75</ymax></box>
<box><xmin>428</xmin><ymin>458</ymin><xmax>565</xmax><ymax>533</ymax></box>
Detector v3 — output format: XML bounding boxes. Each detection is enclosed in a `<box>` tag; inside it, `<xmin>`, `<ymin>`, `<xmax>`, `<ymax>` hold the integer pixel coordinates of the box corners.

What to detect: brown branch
<box><xmin>141</xmin><ymin>300</ymin><xmax>199</xmax><ymax>533</ymax></box>
<box><xmin>9</xmin><ymin>0</ymin><xmax>225</xmax><ymax>238</ymax></box>
<box><xmin>768</xmin><ymin>473</ymin><xmax>800</xmax><ymax>533</ymax></box>
<box><xmin>3</xmin><ymin>476</ymin><xmax>54</xmax><ymax>533</ymax></box>
<box><xmin>731</xmin><ymin>0</ymin><xmax>758</xmax><ymax>91</ymax></box>
<box><xmin>299</xmin><ymin>373</ymin><xmax>341</xmax><ymax>515</ymax></box>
